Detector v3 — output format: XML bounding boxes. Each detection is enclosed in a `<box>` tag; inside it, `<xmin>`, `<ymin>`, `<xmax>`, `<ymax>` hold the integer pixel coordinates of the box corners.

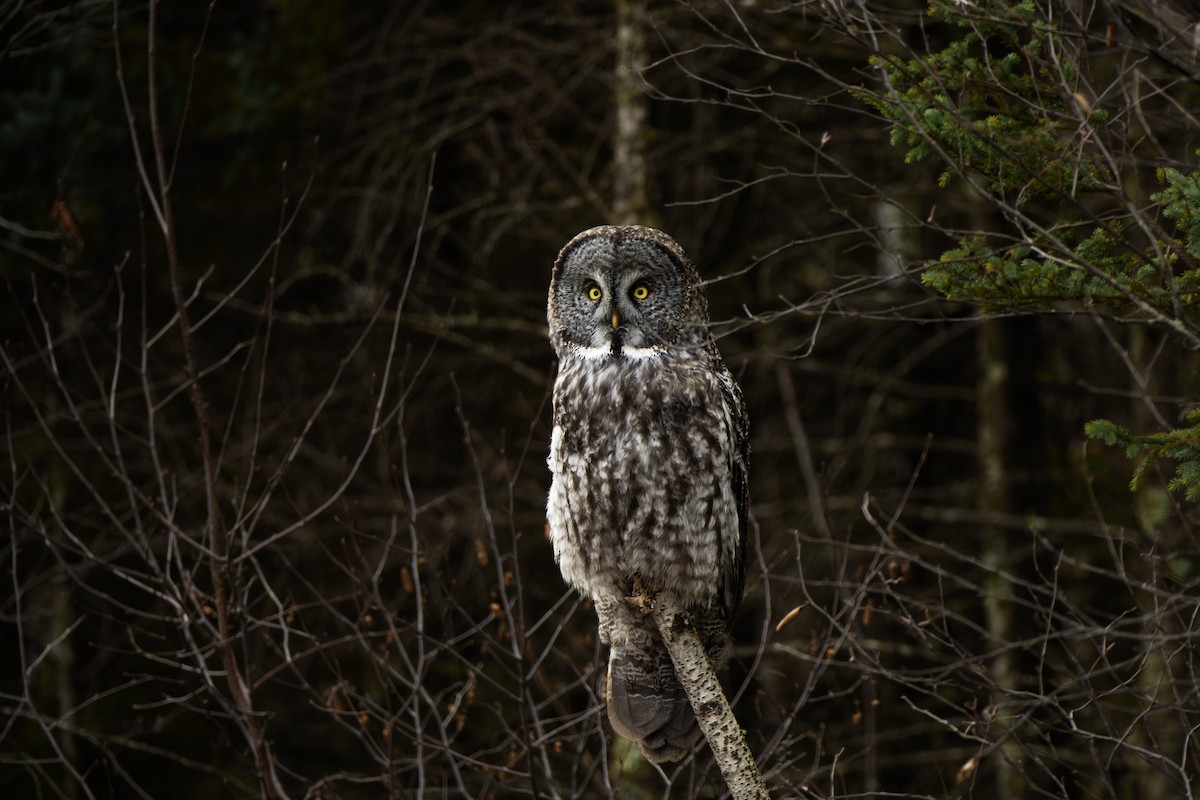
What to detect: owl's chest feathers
<box><xmin>553</xmin><ymin>355</ymin><xmax>723</xmax><ymax>463</ymax></box>
<box><xmin>547</xmin><ymin>355</ymin><xmax>736</xmax><ymax>602</ymax></box>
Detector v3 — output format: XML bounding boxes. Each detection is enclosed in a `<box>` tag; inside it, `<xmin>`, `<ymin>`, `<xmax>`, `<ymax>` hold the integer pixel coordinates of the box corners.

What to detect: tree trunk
<box><xmin>1126</xmin><ymin>324</ymin><xmax>1179</xmax><ymax>798</ymax></box>
<box><xmin>613</xmin><ymin>0</ymin><xmax>650</xmax><ymax>225</ymax></box>
<box><xmin>977</xmin><ymin>317</ymin><xmax>1023</xmax><ymax>795</ymax></box>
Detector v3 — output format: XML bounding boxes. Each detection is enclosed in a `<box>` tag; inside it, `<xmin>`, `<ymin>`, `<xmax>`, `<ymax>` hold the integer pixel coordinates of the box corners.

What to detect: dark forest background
<box><xmin>3</xmin><ymin>1</ymin><xmax>1198</xmax><ymax>798</ymax></box>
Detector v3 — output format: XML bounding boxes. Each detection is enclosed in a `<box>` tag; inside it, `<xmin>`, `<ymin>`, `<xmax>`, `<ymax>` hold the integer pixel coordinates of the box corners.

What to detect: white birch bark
<box><xmin>649</xmin><ymin>591</ymin><xmax>770</xmax><ymax>800</ymax></box>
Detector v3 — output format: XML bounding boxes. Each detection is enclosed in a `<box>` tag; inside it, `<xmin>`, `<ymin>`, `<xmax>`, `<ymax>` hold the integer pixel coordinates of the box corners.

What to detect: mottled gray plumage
<box><xmin>545</xmin><ymin>225</ymin><xmax>749</xmax><ymax>763</ymax></box>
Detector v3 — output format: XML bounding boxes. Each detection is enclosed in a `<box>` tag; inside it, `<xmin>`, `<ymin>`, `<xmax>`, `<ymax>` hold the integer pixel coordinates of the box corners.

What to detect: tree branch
<box><xmin>644</xmin><ymin>589</ymin><xmax>770</xmax><ymax>800</ymax></box>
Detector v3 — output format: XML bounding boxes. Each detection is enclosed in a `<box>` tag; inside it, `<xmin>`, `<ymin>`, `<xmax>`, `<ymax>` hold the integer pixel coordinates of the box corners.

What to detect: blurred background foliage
<box><xmin>2</xmin><ymin>1</ymin><xmax>1198</xmax><ymax>798</ymax></box>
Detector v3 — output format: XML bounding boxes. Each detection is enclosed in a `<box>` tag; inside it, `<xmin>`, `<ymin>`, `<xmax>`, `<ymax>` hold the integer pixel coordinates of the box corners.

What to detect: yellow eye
<box><xmin>587</xmin><ymin>286</ymin><xmax>602</xmax><ymax>301</ymax></box>
<box><xmin>632</xmin><ymin>284</ymin><xmax>649</xmax><ymax>300</ymax></box>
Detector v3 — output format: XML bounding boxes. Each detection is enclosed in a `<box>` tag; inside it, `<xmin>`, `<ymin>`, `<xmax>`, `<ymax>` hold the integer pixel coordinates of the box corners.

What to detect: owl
<box><xmin>545</xmin><ymin>225</ymin><xmax>749</xmax><ymax>763</ymax></box>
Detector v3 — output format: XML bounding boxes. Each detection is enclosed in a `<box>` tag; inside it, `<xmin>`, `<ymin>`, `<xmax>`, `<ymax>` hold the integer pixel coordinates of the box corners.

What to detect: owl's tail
<box><xmin>605</xmin><ymin>646</ymin><xmax>703</xmax><ymax>763</ymax></box>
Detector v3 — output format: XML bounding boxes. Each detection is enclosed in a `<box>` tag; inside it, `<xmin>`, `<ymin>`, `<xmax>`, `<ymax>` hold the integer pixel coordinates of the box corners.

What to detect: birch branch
<box><xmin>647</xmin><ymin>589</ymin><xmax>771</xmax><ymax>800</ymax></box>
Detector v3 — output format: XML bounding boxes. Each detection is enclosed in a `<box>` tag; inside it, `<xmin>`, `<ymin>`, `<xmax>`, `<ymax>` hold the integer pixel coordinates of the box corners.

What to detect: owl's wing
<box><xmin>719</xmin><ymin>368</ymin><xmax>750</xmax><ymax>624</ymax></box>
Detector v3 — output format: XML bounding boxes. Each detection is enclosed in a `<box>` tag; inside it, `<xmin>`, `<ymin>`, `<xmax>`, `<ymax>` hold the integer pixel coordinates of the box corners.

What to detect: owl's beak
<box><xmin>611</xmin><ymin>311</ymin><xmax>620</xmax><ymax>330</ymax></box>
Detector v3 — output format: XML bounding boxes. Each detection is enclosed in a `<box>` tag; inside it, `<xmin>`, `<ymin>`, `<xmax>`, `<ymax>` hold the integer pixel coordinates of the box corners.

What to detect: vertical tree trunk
<box><xmin>1125</xmin><ymin>324</ymin><xmax>1178</xmax><ymax>798</ymax></box>
<box><xmin>49</xmin><ymin>575</ymin><xmax>79</xmax><ymax>800</ymax></box>
<box><xmin>977</xmin><ymin>317</ymin><xmax>1022</xmax><ymax>795</ymax></box>
<box><xmin>613</xmin><ymin>0</ymin><xmax>649</xmax><ymax>225</ymax></box>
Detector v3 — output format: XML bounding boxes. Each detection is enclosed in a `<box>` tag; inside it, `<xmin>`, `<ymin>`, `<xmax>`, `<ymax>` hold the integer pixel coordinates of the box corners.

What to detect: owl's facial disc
<box><xmin>552</xmin><ymin>231</ymin><xmax>691</xmax><ymax>361</ymax></box>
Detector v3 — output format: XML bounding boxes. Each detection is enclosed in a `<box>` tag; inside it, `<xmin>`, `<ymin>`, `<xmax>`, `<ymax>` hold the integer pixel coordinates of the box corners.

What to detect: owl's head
<box><xmin>548</xmin><ymin>225</ymin><xmax>711</xmax><ymax>361</ymax></box>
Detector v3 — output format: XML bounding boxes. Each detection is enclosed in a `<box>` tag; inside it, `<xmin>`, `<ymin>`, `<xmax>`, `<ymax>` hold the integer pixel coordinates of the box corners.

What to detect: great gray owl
<box><xmin>545</xmin><ymin>225</ymin><xmax>749</xmax><ymax>763</ymax></box>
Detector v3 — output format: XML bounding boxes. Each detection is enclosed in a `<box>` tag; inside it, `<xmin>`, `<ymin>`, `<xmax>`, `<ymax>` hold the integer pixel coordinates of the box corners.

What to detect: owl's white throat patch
<box><xmin>567</xmin><ymin>341</ymin><xmax>664</xmax><ymax>361</ymax></box>
<box><xmin>619</xmin><ymin>344</ymin><xmax>665</xmax><ymax>360</ymax></box>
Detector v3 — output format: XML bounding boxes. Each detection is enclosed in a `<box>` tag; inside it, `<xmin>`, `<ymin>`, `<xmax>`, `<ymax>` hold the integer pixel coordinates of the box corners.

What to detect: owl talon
<box><xmin>628</xmin><ymin>580</ymin><xmax>655</xmax><ymax>612</ymax></box>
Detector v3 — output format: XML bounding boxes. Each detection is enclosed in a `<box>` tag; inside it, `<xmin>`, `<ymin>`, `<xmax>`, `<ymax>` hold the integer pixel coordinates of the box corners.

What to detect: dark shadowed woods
<box><xmin>2</xmin><ymin>1</ymin><xmax>1198</xmax><ymax>798</ymax></box>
